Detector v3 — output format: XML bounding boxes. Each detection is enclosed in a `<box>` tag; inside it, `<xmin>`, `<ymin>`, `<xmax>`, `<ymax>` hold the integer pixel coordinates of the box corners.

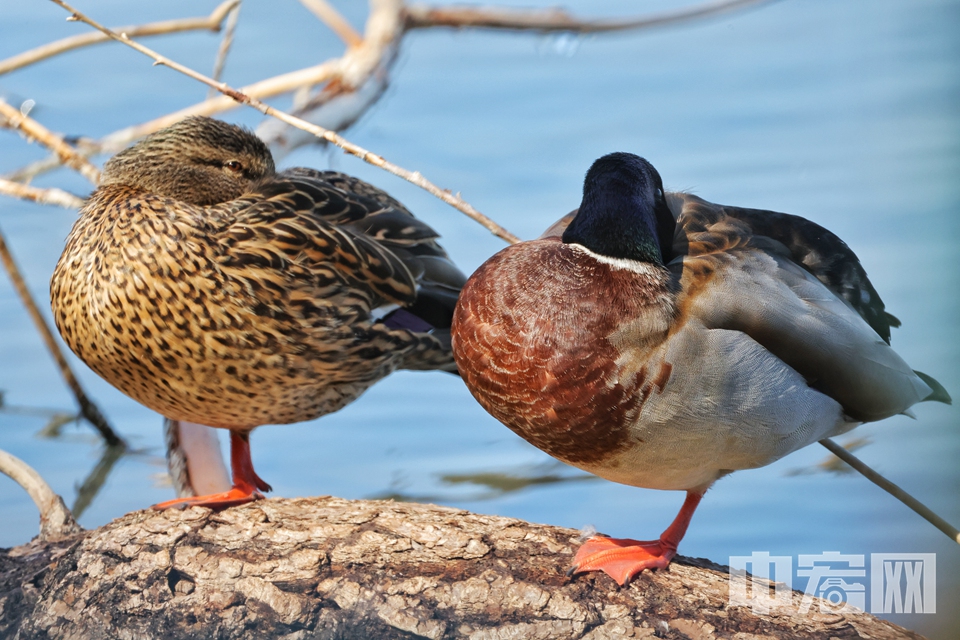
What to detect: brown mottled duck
<box><xmin>51</xmin><ymin>116</ymin><xmax>466</xmax><ymax>509</ymax></box>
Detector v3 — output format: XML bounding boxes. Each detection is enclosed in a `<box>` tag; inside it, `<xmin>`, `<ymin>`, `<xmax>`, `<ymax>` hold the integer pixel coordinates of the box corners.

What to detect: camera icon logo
<box><xmin>817</xmin><ymin>577</ymin><xmax>866</xmax><ymax>613</ymax></box>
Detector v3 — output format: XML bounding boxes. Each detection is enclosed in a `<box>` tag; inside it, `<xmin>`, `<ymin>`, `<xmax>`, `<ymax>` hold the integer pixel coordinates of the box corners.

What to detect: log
<box><xmin>0</xmin><ymin>496</ymin><xmax>923</xmax><ymax>640</ymax></box>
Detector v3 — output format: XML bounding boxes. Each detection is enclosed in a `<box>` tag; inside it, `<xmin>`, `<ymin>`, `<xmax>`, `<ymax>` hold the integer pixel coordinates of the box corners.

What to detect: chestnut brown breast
<box><xmin>452</xmin><ymin>239</ymin><xmax>673</xmax><ymax>466</ymax></box>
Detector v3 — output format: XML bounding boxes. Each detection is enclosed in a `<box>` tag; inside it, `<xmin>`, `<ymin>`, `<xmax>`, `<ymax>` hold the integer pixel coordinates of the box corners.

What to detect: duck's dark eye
<box><xmin>656</xmin><ymin>188</ymin><xmax>664</xmax><ymax>199</ymax></box>
<box><xmin>224</xmin><ymin>160</ymin><xmax>244</xmax><ymax>173</ymax></box>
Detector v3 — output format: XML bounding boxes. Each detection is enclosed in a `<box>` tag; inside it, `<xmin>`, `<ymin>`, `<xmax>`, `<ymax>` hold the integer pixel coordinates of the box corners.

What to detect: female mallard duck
<box><xmin>451</xmin><ymin>152</ymin><xmax>951</xmax><ymax>585</ymax></box>
<box><xmin>51</xmin><ymin>116</ymin><xmax>466</xmax><ymax>509</ymax></box>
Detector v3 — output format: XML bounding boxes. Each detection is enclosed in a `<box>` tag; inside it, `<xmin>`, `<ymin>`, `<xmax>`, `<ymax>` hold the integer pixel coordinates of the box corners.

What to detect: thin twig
<box><xmin>0</xmin><ymin>177</ymin><xmax>84</xmax><ymax>208</ymax></box>
<box><xmin>0</xmin><ymin>226</ymin><xmax>124</xmax><ymax>447</ymax></box>
<box><xmin>820</xmin><ymin>438</ymin><xmax>960</xmax><ymax>545</ymax></box>
<box><xmin>6</xmin><ymin>64</ymin><xmax>341</xmax><ymax>179</ymax></box>
<box><xmin>257</xmin><ymin>0</ymin><xmax>402</xmax><ymax>157</ymax></box>
<box><xmin>7</xmin><ymin>0</ymin><xmax>775</xmax><ymax>181</ymax></box>
<box><xmin>97</xmin><ymin>61</ymin><xmax>339</xmax><ymax>153</ymax></box>
<box><xmin>0</xmin><ymin>0</ymin><xmax>241</xmax><ymax>76</ymax></box>
<box><xmin>207</xmin><ymin>0</ymin><xmax>242</xmax><ymax>98</ymax></box>
<box><xmin>51</xmin><ymin>0</ymin><xmax>521</xmax><ymax>245</ymax></box>
<box><xmin>404</xmin><ymin>0</ymin><xmax>775</xmax><ymax>32</ymax></box>
<box><xmin>299</xmin><ymin>0</ymin><xmax>364</xmax><ymax>47</ymax></box>
<box><xmin>4</xmin><ymin>156</ymin><xmax>68</xmax><ymax>184</ymax></box>
<box><xmin>256</xmin><ymin>0</ymin><xmax>403</xmax><ymax>157</ymax></box>
<box><xmin>0</xmin><ymin>448</ymin><xmax>81</xmax><ymax>541</ymax></box>
<box><xmin>0</xmin><ymin>98</ymin><xmax>100</xmax><ymax>183</ymax></box>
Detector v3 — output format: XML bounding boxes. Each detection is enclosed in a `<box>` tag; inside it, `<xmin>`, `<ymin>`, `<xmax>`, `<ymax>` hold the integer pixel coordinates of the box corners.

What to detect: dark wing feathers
<box><xmin>676</xmin><ymin>194</ymin><xmax>899</xmax><ymax>344</ymax></box>
<box><xmin>214</xmin><ymin>168</ymin><xmax>465</xmax><ymax>324</ymax></box>
<box><xmin>299</xmin><ymin>169</ymin><xmax>467</xmax><ymax>329</ymax></box>
<box><xmin>294</xmin><ymin>169</ymin><xmax>409</xmax><ymax>212</ymax></box>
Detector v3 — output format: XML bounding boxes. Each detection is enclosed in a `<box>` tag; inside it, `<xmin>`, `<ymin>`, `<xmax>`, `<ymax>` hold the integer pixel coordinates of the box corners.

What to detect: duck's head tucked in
<box><xmin>452</xmin><ymin>151</ymin><xmax>949</xmax><ymax>585</ymax></box>
<box><xmin>452</xmin><ymin>154</ymin><xmax>678</xmax><ymax>473</ymax></box>
<box><xmin>51</xmin><ymin>116</ymin><xmax>467</xmax><ymax>511</ymax></box>
<box><xmin>562</xmin><ymin>152</ymin><xmax>676</xmax><ymax>266</ymax></box>
<box><xmin>98</xmin><ymin>116</ymin><xmax>275</xmax><ymax>205</ymax></box>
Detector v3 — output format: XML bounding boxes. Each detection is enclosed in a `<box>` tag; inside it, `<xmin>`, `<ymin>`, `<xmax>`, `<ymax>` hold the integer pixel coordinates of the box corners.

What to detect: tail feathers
<box><xmin>430</xmin><ymin>328</ymin><xmax>459</xmax><ymax>376</ymax></box>
<box><xmin>915</xmin><ymin>370</ymin><xmax>952</xmax><ymax>405</ymax></box>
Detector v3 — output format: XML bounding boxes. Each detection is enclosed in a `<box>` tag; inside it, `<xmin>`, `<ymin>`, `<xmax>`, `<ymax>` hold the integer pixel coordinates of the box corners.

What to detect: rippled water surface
<box><xmin>1</xmin><ymin>1</ymin><xmax>957</xmax><ymax>637</ymax></box>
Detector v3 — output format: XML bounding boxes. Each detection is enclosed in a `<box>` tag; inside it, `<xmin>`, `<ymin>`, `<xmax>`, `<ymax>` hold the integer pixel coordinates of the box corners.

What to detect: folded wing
<box><xmin>668</xmin><ymin>193</ymin><xmax>947</xmax><ymax>422</ymax></box>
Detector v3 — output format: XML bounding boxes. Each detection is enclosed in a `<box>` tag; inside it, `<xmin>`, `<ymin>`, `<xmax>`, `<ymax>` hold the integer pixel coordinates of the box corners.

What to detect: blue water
<box><xmin>1</xmin><ymin>1</ymin><xmax>957</xmax><ymax>637</ymax></box>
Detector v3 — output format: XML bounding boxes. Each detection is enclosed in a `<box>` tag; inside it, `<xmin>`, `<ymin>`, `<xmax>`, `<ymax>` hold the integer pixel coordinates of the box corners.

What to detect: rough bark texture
<box><xmin>1</xmin><ymin>496</ymin><xmax>922</xmax><ymax>639</ymax></box>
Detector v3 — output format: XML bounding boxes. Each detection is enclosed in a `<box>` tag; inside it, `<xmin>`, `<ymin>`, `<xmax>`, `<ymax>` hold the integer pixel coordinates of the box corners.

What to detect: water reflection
<box><xmin>370</xmin><ymin>461</ymin><xmax>599</xmax><ymax>503</ymax></box>
<box><xmin>70</xmin><ymin>443</ymin><xmax>125</xmax><ymax>518</ymax></box>
<box><xmin>0</xmin><ymin>393</ymin><xmax>76</xmax><ymax>439</ymax></box>
<box><xmin>0</xmin><ymin>398</ymin><xmax>149</xmax><ymax>519</ymax></box>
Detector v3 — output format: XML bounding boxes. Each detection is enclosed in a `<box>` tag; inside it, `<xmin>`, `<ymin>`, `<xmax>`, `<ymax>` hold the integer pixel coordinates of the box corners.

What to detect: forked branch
<box><xmin>0</xmin><ymin>98</ymin><xmax>100</xmax><ymax>183</ymax></box>
<box><xmin>49</xmin><ymin>0</ymin><xmax>522</xmax><ymax>244</ymax></box>
<box><xmin>0</xmin><ymin>448</ymin><xmax>81</xmax><ymax>541</ymax></box>
<box><xmin>0</xmin><ymin>0</ymin><xmax>241</xmax><ymax>76</ymax></box>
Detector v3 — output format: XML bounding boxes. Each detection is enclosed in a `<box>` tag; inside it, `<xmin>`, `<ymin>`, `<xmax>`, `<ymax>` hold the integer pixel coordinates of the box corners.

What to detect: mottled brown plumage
<box><xmin>51</xmin><ymin>116</ymin><xmax>465</xmax><ymax>508</ymax></box>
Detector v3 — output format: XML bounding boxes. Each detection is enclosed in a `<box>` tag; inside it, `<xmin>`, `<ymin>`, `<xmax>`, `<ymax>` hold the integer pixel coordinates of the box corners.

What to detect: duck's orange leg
<box><xmin>570</xmin><ymin>491</ymin><xmax>703</xmax><ymax>585</ymax></box>
<box><xmin>153</xmin><ymin>430</ymin><xmax>271</xmax><ymax>510</ymax></box>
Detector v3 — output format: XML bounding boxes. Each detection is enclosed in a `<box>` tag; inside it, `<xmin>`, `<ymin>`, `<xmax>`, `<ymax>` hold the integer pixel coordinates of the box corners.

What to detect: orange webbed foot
<box><xmin>152</xmin><ymin>487</ymin><xmax>265</xmax><ymax>511</ymax></box>
<box><xmin>570</xmin><ymin>535</ymin><xmax>677</xmax><ymax>585</ymax></box>
<box><xmin>568</xmin><ymin>491</ymin><xmax>704</xmax><ymax>586</ymax></box>
<box><xmin>154</xmin><ymin>430</ymin><xmax>270</xmax><ymax>510</ymax></box>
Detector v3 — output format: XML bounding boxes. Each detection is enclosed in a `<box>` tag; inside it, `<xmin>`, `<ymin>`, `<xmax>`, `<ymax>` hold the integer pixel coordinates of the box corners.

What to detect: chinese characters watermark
<box><xmin>729</xmin><ymin>551</ymin><xmax>936</xmax><ymax>615</ymax></box>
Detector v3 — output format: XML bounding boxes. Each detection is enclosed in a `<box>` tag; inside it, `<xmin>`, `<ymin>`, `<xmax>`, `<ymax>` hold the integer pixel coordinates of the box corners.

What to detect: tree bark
<box><xmin>0</xmin><ymin>496</ymin><xmax>923</xmax><ymax>639</ymax></box>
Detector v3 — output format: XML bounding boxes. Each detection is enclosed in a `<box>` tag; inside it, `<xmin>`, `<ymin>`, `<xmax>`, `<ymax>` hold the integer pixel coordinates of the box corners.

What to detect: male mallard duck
<box><xmin>451</xmin><ymin>152</ymin><xmax>951</xmax><ymax>585</ymax></box>
<box><xmin>51</xmin><ymin>116</ymin><xmax>466</xmax><ymax>509</ymax></box>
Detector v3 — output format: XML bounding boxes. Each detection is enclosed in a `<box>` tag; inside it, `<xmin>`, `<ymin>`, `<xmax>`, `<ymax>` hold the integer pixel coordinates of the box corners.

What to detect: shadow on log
<box><xmin>0</xmin><ymin>497</ymin><xmax>922</xmax><ymax>639</ymax></box>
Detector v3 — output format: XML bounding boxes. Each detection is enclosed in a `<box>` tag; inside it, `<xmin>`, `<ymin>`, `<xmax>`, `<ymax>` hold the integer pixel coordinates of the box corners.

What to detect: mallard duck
<box><xmin>451</xmin><ymin>152</ymin><xmax>951</xmax><ymax>585</ymax></box>
<box><xmin>51</xmin><ymin>116</ymin><xmax>466</xmax><ymax>509</ymax></box>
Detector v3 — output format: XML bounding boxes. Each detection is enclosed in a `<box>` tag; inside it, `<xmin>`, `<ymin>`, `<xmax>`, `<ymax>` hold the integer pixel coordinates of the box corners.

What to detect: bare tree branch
<box><xmin>299</xmin><ymin>0</ymin><xmax>364</xmax><ymax>47</ymax></box>
<box><xmin>51</xmin><ymin>0</ymin><xmax>522</xmax><ymax>245</ymax></box>
<box><xmin>8</xmin><ymin>0</ymin><xmax>770</xmax><ymax>181</ymax></box>
<box><xmin>97</xmin><ymin>61</ymin><xmax>340</xmax><ymax>153</ymax></box>
<box><xmin>0</xmin><ymin>98</ymin><xmax>100</xmax><ymax>183</ymax></box>
<box><xmin>4</xmin><ymin>156</ymin><xmax>68</xmax><ymax>184</ymax></box>
<box><xmin>8</xmin><ymin>0</ymin><xmax>776</xmax><ymax>181</ymax></box>
<box><xmin>820</xmin><ymin>438</ymin><xmax>960</xmax><ymax>545</ymax></box>
<box><xmin>0</xmin><ymin>448</ymin><xmax>81</xmax><ymax>541</ymax></box>
<box><xmin>0</xmin><ymin>0</ymin><xmax>241</xmax><ymax>76</ymax></box>
<box><xmin>0</xmin><ymin>496</ymin><xmax>926</xmax><ymax>638</ymax></box>
<box><xmin>236</xmin><ymin>0</ymin><xmax>781</xmax><ymax>166</ymax></box>
<box><xmin>0</xmin><ymin>178</ymin><xmax>84</xmax><ymax>208</ymax></box>
<box><xmin>404</xmin><ymin>0</ymin><xmax>775</xmax><ymax>33</ymax></box>
<box><xmin>207</xmin><ymin>0</ymin><xmax>242</xmax><ymax>97</ymax></box>
<box><xmin>257</xmin><ymin>0</ymin><xmax>402</xmax><ymax>157</ymax></box>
